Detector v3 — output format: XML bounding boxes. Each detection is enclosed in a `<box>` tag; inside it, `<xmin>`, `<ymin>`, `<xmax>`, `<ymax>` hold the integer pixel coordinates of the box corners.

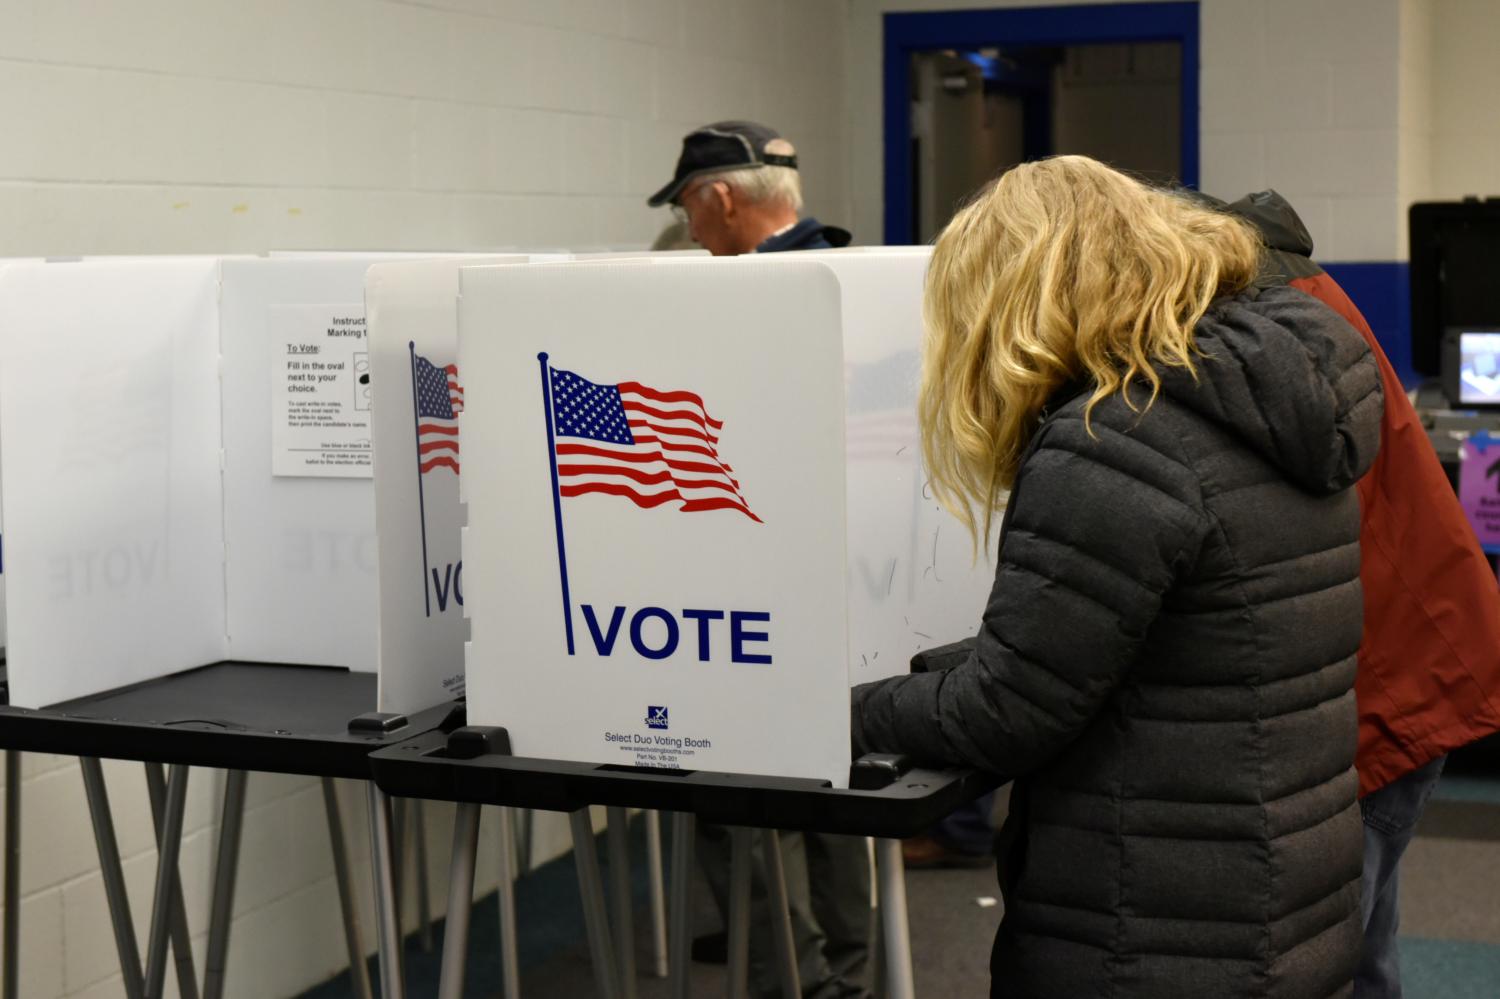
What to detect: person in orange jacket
<box><xmin>1219</xmin><ymin>190</ymin><xmax>1500</xmax><ymax>998</ymax></box>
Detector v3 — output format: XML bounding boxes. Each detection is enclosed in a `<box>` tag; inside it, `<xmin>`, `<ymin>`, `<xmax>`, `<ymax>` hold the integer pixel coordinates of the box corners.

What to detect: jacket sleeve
<box><xmin>851</xmin><ymin>414</ymin><xmax>1209</xmax><ymax>776</ymax></box>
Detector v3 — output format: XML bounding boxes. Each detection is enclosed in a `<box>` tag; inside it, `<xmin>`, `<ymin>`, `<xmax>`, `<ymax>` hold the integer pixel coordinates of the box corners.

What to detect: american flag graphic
<box><xmin>414</xmin><ymin>353</ymin><xmax>463</xmax><ymax>474</ymax></box>
<box><xmin>546</xmin><ymin>364</ymin><xmax>760</xmax><ymax>523</ymax></box>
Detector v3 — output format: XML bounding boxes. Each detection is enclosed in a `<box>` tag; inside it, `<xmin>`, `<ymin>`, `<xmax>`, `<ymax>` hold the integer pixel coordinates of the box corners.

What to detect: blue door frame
<box><xmin>883</xmin><ymin>2</ymin><xmax>1200</xmax><ymax>244</ymax></box>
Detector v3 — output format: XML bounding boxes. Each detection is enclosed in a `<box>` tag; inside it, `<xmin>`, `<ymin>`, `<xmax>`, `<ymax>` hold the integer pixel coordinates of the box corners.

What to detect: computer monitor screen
<box><xmin>1459</xmin><ymin>332</ymin><xmax>1500</xmax><ymax>404</ymax></box>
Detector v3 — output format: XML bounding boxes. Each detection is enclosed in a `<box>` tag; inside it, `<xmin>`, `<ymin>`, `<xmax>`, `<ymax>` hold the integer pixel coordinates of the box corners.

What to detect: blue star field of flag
<box><xmin>415</xmin><ymin>356</ymin><xmax>457</xmax><ymax>420</ymax></box>
<box><xmin>551</xmin><ymin>368</ymin><xmax>635</xmax><ymax>445</ymax></box>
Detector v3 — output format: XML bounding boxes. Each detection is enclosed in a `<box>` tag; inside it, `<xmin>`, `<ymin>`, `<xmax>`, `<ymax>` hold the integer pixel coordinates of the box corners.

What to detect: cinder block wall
<box><xmin>1</xmin><ymin>752</ymin><xmax>608</xmax><ymax>998</ymax></box>
<box><xmin>0</xmin><ymin>0</ymin><xmax>852</xmax><ymax>257</ymax></box>
<box><xmin>0</xmin><ymin>2</ymin><xmax>851</xmax><ymax>996</ymax></box>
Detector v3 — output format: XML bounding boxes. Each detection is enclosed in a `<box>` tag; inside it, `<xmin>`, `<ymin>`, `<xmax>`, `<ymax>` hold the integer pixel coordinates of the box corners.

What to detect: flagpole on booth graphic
<box><xmin>538</xmin><ymin>352</ymin><xmax>576</xmax><ymax>654</ymax></box>
<box><xmin>409</xmin><ymin>342</ymin><xmax>433</xmax><ymax>618</ymax></box>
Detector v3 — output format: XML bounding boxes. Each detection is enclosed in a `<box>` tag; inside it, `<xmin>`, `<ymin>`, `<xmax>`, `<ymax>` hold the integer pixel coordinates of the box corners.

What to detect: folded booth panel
<box><xmin>0</xmin><ymin>259</ymin><xmax>229</xmax><ymax>707</ymax></box>
<box><xmin>365</xmin><ymin>255</ymin><xmax>530</xmax><ymax>716</ymax></box>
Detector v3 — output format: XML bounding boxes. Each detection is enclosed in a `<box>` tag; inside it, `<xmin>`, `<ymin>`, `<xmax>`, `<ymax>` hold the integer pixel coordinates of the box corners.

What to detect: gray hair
<box><xmin>712</xmin><ymin>164</ymin><xmax>804</xmax><ymax>214</ymax></box>
<box><xmin>696</xmin><ymin>137</ymin><xmax>804</xmax><ymax>214</ymax></box>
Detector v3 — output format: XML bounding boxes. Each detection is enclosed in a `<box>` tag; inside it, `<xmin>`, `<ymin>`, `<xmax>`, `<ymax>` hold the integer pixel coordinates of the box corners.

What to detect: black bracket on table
<box><xmin>849</xmin><ymin>753</ymin><xmax>912</xmax><ymax>790</ymax></box>
<box><xmin>347</xmin><ymin>711</ymin><xmax>409</xmax><ymax>735</ymax></box>
<box><xmin>446</xmin><ymin>725</ymin><xmax>512</xmax><ymax>759</ymax></box>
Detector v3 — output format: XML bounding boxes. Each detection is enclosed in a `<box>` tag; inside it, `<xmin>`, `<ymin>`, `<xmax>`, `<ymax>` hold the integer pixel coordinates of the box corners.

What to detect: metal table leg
<box><xmin>202</xmin><ymin>769</ymin><xmax>247</xmax><ymax>999</ymax></box>
<box><xmin>569</xmin><ymin>809</ymin><xmax>620</xmax><ymax>999</ymax></box>
<box><xmin>79</xmin><ymin>758</ymin><xmax>144</xmax><ymax>999</ymax></box>
<box><xmin>516</xmin><ymin>808</ymin><xmax>534</xmax><ymax>875</ymax></box>
<box><xmin>367</xmin><ymin>785</ymin><xmax>405</xmax><ymax>999</ymax></box>
<box><xmin>606</xmin><ymin>808</ymin><xmax>637</xmax><ymax>999</ymax></box>
<box><xmin>667</xmin><ymin>812</ymin><xmax>694</xmax><ymax>999</ymax></box>
<box><xmin>390</xmin><ymin>798</ymin><xmax>432</xmax><ymax>954</ymax></box>
<box><xmin>4</xmin><ymin>753</ymin><xmax>19</xmax><ymax>999</ymax></box>
<box><xmin>143</xmin><ymin>763</ymin><xmax>199</xmax><ymax>999</ymax></box>
<box><xmin>875</xmin><ymin>839</ymin><xmax>915</xmax><ymax>999</ymax></box>
<box><xmin>496</xmin><ymin>807</ymin><xmax>520</xmax><ymax>999</ymax></box>
<box><xmin>436</xmin><ymin>802</ymin><xmax>480</xmax><ymax>999</ymax></box>
<box><xmin>390</xmin><ymin>798</ymin><xmax>405</xmax><ymax>927</ymax></box>
<box><xmin>413</xmin><ymin>801</ymin><xmax>433</xmax><ymax>953</ymax></box>
<box><xmin>761</xmin><ymin>830</ymin><xmax>801</xmax><ymax>999</ymax></box>
<box><xmin>322</xmin><ymin>778</ymin><xmax>373</xmax><ymax>999</ymax></box>
<box><xmin>726</xmin><ymin>828</ymin><xmax>753</xmax><ymax>999</ymax></box>
<box><xmin>142</xmin><ymin>766</ymin><xmax>190</xmax><ymax>999</ymax></box>
<box><xmin>644</xmin><ymin>810</ymin><xmax>668</xmax><ymax>979</ymax></box>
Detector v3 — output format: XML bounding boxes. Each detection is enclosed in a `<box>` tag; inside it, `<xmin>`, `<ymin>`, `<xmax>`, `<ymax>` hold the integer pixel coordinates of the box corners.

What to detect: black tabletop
<box><xmin>369</xmin><ymin>728</ymin><xmax>1000</xmax><ymax>839</ymax></box>
<box><xmin>0</xmin><ymin>661</ymin><xmax>459</xmax><ymax>779</ymax></box>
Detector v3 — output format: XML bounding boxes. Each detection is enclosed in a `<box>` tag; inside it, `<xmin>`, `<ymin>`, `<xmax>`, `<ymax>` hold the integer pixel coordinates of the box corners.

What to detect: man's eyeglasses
<box><xmin>669</xmin><ymin>180</ymin><xmax>721</xmax><ymax>225</ymax></box>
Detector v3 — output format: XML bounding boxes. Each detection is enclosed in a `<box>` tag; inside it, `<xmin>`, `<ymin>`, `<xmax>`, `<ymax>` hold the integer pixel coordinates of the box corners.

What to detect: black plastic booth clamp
<box><xmin>445</xmin><ymin>726</ymin><xmax>513</xmax><ymax>760</ymax></box>
<box><xmin>849</xmin><ymin>753</ymin><xmax>914</xmax><ymax>790</ymax></box>
<box><xmin>347</xmin><ymin>712</ymin><xmax>409</xmax><ymax>736</ymax></box>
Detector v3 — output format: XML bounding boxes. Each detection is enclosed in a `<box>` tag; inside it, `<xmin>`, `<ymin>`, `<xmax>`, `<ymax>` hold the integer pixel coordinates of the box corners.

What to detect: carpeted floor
<box><xmin>298</xmin><ymin>770</ymin><xmax>1500</xmax><ymax>998</ymax></box>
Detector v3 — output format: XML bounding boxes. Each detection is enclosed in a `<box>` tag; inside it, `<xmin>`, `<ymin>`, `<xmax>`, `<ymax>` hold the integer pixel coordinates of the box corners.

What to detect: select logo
<box><xmin>646</xmin><ymin>706</ymin><xmax>669</xmax><ymax>730</ymax></box>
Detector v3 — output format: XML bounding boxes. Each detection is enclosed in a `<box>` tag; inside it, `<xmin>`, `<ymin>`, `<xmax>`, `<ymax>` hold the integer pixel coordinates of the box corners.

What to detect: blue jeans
<box><xmin>934</xmin><ymin>791</ymin><xmax>997</xmax><ymax>856</ymax></box>
<box><xmin>1355</xmin><ymin>754</ymin><xmax>1446</xmax><ymax>998</ymax></box>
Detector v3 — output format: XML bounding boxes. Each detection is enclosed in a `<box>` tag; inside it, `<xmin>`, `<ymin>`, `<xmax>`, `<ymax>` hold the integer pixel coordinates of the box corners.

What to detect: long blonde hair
<box><xmin>919</xmin><ymin>156</ymin><xmax>1263</xmax><ymax>545</ymax></box>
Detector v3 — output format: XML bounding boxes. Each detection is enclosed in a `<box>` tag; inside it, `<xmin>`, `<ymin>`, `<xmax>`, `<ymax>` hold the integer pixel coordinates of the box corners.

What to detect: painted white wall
<box><xmin>0</xmin><ymin>0</ymin><xmax>851</xmax><ymax>257</ymax></box>
<box><xmin>848</xmin><ymin>0</ymin><xmax>1412</xmax><ymax>261</ymax></box>
<box><xmin>1398</xmin><ymin>0</ymin><xmax>1434</xmax><ymax>250</ymax></box>
<box><xmin>1428</xmin><ymin>0</ymin><xmax>1500</xmax><ymax>202</ymax></box>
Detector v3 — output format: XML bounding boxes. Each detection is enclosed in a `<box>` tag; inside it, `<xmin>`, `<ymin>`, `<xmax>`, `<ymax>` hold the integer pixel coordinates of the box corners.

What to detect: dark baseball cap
<box><xmin>646</xmin><ymin>121</ymin><xmax>799</xmax><ymax>207</ymax></box>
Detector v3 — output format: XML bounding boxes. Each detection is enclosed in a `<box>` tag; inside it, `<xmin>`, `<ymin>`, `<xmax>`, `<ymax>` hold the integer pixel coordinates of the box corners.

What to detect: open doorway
<box><xmin>884</xmin><ymin>3</ymin><xmax>1199</xmax><ymax>244</ymax></box>
<box><xmin>911</xmin><ymin>43</ymin><xmax>1182</xmax><ymax>243</ymax></box>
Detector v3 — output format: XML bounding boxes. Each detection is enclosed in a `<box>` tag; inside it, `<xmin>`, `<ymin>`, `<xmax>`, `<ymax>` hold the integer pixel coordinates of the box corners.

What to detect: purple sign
<box><xmin>1459</xmin><ymin>432</ymin><xmax>1500</xmax><ymax>553</ymax></box>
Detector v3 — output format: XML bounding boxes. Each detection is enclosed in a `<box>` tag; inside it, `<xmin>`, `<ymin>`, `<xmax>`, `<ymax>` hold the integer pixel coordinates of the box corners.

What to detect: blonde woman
<box><xmin>852</xmin><ymin>157</ymin><xmax>1382</xmax><ymax>998</ymax></box>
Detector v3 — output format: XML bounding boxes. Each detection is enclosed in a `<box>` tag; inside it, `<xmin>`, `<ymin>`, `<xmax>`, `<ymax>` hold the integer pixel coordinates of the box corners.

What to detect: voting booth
<box><xmin>0</xmin><ymin>254</ymin><xmax>522</xmax><ymax>709</ymax></box>
<box><xmin>0</xmin><ymin>257</ymin><xmax>373</xmax><ymax>706</ymax></box>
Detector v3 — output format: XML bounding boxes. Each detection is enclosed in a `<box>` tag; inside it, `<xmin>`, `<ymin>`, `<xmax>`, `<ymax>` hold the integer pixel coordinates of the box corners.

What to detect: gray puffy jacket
<box><xmin>853</xmin><ymin>285</ymin><xmax>1383</xmax><ymax>999</ymax></box>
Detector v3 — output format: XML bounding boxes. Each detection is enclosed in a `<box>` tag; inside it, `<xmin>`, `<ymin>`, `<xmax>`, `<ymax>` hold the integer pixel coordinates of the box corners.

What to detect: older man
<box><xmin>648</xmin><ymin>120</ymin><xmax>850</xmax><ymax>256</ymax></box>
<box><xmin>649</xmin><ymin>121</ymin><xmax>866</xmax><ymax>999</ymax></box>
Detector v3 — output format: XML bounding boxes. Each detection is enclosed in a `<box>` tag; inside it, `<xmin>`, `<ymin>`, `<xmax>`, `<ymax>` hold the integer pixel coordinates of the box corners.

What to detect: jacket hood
<box><xmin>1156</xmin><ymin>285</ymin><xmax>1383</xmax><ymax>495</ymax></box>
<box><xmin>1224</xmin><ymin>190</ymin><xmax>1314</xmax><ymax>258</ymax></box>
<box><xmin>1180</xmin><ymin>188</ymin><xmax>1322</xmax><ymax>279</ymax></box>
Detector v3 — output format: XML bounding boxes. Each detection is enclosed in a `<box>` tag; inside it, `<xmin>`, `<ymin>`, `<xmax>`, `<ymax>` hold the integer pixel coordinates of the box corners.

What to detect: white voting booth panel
<box><xmin>802</xmin><ymin>247</ymin><xmax>993</xmax><ymax>685</ymax></box>
<box><xmin>459</xmin><ymin>259</ymin><xmax>852</xmax><ymax>785</ymax></box>
<box><xmin>366</xmin><ymin>255</ymin><xmax>531</xmax><ymax>716</ymax></box>
<box><xmin>0</xmin><ymin>258</ymin><xmax>45</xmax><ymax>653</ymax></box>
<box><xmin>218</xmin><ymin>257</ymin><xmax>386</xmax><ymax>670</ymax></box>
<box><xmin>0</xmin><ymin>259</ymin><xmax>229</xmax><ymax>707</ymax></box>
